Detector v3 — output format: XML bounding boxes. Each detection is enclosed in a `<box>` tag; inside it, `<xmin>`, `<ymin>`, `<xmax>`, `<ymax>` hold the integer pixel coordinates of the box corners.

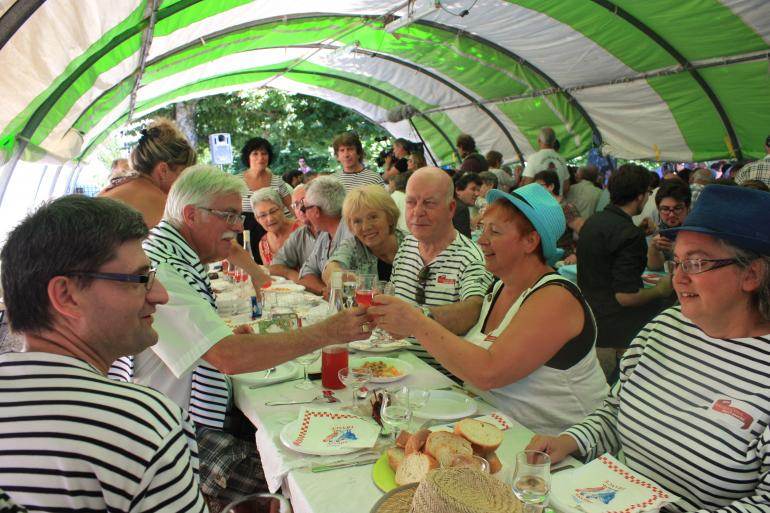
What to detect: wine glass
<box><xmin>512</xmin><ymin>450</ymin><xmax>551</xmax><ymax>512</ymax></box>
<box><xmin>369</xmin><ymin>281</ymin><xmax>396</xmax><ymax>346</ymax></box>
<box><xmin>355</xmin><ymin>274</ymin><xmax>377</xmax><ymax>308</ymax></box>
<box><xmin>338</xmin><ymin>367</ymin><xmax>372</xmax><ymax>413</ymax></box>
<box><xmin>380</xmin><ymin>391</ymin><xmax>412</xmax><ymax>443</ymax></box>
<box><xmin>294</xmin><ymin>349</ymin><xmax>321</xmax><ymax>390</ymax></box>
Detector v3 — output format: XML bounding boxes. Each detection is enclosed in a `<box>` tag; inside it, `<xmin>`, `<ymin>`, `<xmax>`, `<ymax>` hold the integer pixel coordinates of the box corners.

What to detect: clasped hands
<box><xmin>365</xmin><ymin>294</ymin><xmax>425</xmax><ymax>340</ymax></box>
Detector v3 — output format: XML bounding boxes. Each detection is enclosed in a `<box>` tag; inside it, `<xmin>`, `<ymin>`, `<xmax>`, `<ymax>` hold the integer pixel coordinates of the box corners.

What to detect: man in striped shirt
<box><xmin>124</xmin><ymin>165</ymin><xmax>369</xmax><ymax>505</ymax></box>
<box><xmin>0</xmin><ymin>196</ymin><xmax>206</xmax><ymax>512</ymax></box>
<box><xmin>332</xmin><ymin>131</ymin><xmax>385</xmax><ymax>191</ymax></box>
<box><xmin>375</xmin><ymin>167</ymin><xmax>493</xmax><ymax>377</ymax></box>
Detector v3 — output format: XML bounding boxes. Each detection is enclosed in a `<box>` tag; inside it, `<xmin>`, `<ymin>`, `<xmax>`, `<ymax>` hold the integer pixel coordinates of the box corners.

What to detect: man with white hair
<box><xmin>521</xmin><ymin>127</ymin><xmax>569</xmax><ymax>195</ymax></box>
<box><xmin>689</xmin><ymin>167</ymin><xmax>714</xmax><ymax>205</ymax></box>
<box><xmin>297</xmin><ymin>175</ymin><xmax>352</xmax><ymax>295</ymax></box>
<box><xmin>270</xmin><ymin>184</ymin><xmax>318</xmax><ymax>281</ymax></box>
<box><xmin>122</xmin><ymin>165</ymin><xmax>368</xmax><ymax>505</ymax></box>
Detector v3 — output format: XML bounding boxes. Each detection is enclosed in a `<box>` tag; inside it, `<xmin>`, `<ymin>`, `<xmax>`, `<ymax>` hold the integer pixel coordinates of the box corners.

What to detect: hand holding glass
<box><xmin>512</xmin><ymin>450</ymin><xmax>551</xmax><ymax>512</ymax></box>
<box><xmin>370</xmin><ymin>281</ymin><xmax>396</xmax><ymax>346</ymax></box>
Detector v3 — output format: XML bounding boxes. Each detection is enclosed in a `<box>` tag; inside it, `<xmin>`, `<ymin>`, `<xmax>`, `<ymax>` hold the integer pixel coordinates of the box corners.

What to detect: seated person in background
<box><xmin>0</xmin><ymin>196</ymin><xmax>205</xmax><ymax>511</ymax></box>
<box><xmin>534</xmin><ymin>170</ymin><xmax>584</xmax><ymax>263</ymax></box>
<box><xmin>565</xmin><ymin>165</ymin><xmax>603</xmax><ymax>218</ymax></box>
<box><xmin>390</xmin><ymin>171</ymin><xmax>412</xmax><ymax>233</ymax></box>
<box><xmin>119</xmin><ymin>165</ymin><xmax>368</xmax><ymax>506</ymax></box>
<box><xmin>281</xmin><ymin>169</ymin><xmax>303</xmax><ymax>190</ymax></box>
<box><xmin>333</xmin><ymin>131</ymin><xmax>385</xmax><ymax>191</ymax></box>
<box><xmin>528</xmin><ymin>185</ymin><xmax>770</xmax><ymax>513</ymax></box>
<box><xmin>577</xmin><ymin>164</ymin><xmax>673</xmax><ymax>379</ymax></box>
<box><xmin>298</xmin><ymin>176</ymin><xmax>353</xmax><ymax>295</ymax></box>
<box><xmin>521</xmin><ymin>127</ymin><xmax>569</xmax><ymax>195</ymax></box>
<box><xmin>371</xmin><ymin>184</ymin><xmax>608</xmax><ymax>434</ymax></box>
<box><xmin>456</xmin><ymin>134</ymin><xmax>488</xmax><ymax>173</ymax></box>
<box><xmin>472</xmin><ymin>171</ymin><xmax>499</xmax><ymax>227</ymax></box>
<box><xmin>646</xmin><ymin>180</ymin><xmax>691</xmax><ymax>271</ymax></box>
<box><xmin>407</xmin><ymin>150</ymin><xmax>427</xmax><ymax>172</ymax></box>
<box><xmin>485</xmin><ymin>150</ymin><xmax>515</xmax><ymax>192</ymax></box>
<box><xmin>269</xmin><ymin>184</ymin><xmax>317</xmax><ymax>281</ymax></box>
<box><xmin>100</xmin><ymin>118</ymin><xmax>196</xmax><ymax>228</ymax></box>
<box><xmin>453</xmin><ymin>172</ymin><xmax>482</xmax><ymax>237</ymax></box>
<box><xmin>108</xmin><ymin>157</ymin><xmax>131</xmax><ymax>181</ymax></box>
<box><xmin>689</xmin><ymin>167</ymin><xmax>714</xmax><ymax>205</ymax></box>
<box><xmin>250</xmin><ymin>188</ymin><xmax>300</xmax><ymax>265</ymax></box>
<box><xmin>324</xmin><ymin>185</ymin><xmax>408</xmax><ymax>284</ymax></box>
<box><xmin>742</xmin><ymin>179</ymin><xmax>770</xmax><ymax>192</ymax></box>
<box><xmin>374</xmin><ymin>167</ymin><xmax>493</xmax><ymax>376</ymax></box>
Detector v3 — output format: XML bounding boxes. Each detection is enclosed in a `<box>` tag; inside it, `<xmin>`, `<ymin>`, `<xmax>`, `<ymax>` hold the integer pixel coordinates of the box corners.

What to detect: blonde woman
<box><xmin>100</xmin><ymin>118</ymin><xmax>196</xmax><ymax>227</ymax></box>
<box><xmin>323</xmin><ymin>184</ymin><xmax>407</xmax><ymax>283</ymax></box>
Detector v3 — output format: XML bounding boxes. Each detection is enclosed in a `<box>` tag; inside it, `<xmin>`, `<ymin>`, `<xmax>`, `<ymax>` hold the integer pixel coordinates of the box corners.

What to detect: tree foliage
<box><xmin>137</xmin><ymin>89</ymin><xmax>392</xmax><ymax>175</ymax></box>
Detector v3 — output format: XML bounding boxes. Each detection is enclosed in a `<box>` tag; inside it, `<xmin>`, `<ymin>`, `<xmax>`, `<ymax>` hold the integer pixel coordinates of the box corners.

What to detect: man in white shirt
<box><xmin>521</xmin><ymin>127</ymin><xmax>569</xmax><ymax>195</ymax></box>
<box><xmin>0</xmin><ymin>195</ymin><xmax>206</xmax><ymax>512</ymax></box>
<box><xmin>124</xmin><ymin>165</ymin><xmax>368</xmax><ymax>504</ymax></box>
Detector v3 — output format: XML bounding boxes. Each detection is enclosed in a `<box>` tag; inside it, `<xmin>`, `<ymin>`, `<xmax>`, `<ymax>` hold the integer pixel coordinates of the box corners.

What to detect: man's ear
<box><xmin>182</xmin><ymin>204</ymin><xmax>198</xmax><ymax>227</ymax></box>
<box><xmin>47</xmin><ymin>276</ymin><xmax>85</xmax><ymax>321</ymax></box>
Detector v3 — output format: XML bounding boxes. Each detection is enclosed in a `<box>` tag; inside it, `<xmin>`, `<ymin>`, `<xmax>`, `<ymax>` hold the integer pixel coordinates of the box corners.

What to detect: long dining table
<box><xmin>230</xmin><ymin>346</ymin><xmax>580</xmax><ymax>513</ymax></box>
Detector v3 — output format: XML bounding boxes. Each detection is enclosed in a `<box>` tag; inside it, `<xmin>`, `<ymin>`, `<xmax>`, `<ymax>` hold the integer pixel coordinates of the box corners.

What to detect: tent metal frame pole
<box><xmin>0</xmin><ymin>0</ymin><xmax>45</xmax><ymax>51</ymax></box>
<box><xmin>127</xmin><ymin>0</ymin><xmax>160</xmax><ymax>123</ymax></box>
<box><xmin>410</xmin><ymin>119</ymin><xmax>438</xmax><ymax>166</ymax></box>
<box><xmin>590</xmin><ymin>0</ymin><xmax>742</xmax><ymax>160</ymax></box>
<box><xmin>0</xmin><ymin>139</ymin><xmax>28</xmax><ymax>209</ymax></box>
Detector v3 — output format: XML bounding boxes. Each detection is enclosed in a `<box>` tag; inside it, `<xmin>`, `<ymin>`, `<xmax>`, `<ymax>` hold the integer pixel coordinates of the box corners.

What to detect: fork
<box><xmin>263</xmin><ymin>367</ymin><xmax>276</xmax><ymax>379</ymax></box>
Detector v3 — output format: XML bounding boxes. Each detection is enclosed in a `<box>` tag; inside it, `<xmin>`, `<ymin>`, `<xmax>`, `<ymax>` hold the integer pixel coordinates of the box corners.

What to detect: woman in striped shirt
<box><xmin>528</xmin><ymin>185</ymin><xmax>770</xmax><ymax>513</ymax></box>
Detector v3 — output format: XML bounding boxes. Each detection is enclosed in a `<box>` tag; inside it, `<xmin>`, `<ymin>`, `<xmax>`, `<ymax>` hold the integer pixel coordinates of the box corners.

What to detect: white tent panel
<box><xmin>81</xmin><ymin>97</ymin><xmax>132</xmax><ymax>153</ymax></box>
<box><xmin>40</xmin><ymin>53</ymin><xmax>139</xmax><ymax>153</ymax></box>
<box><xmin>722</xmin><ymin>0</ymin><xmax>770</xmax><ymax>45</ymax></box>
<box><xmin>444</xmin><ymin>104</ymin><xmax>518</xmax><ymax>160</ymax></box>
<box><xmin>0</xmin><ymin>0</ymin><xmax>141</xmax><ymax>133</ymax></box>
<box><xmin>573</xmin><ymin>81</ymin><xmax>692</xmax><ymax>162</ymax></box>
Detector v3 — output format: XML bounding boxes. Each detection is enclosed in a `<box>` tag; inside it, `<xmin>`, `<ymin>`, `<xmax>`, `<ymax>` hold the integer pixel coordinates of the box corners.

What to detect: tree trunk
<box><xmin>174</xmin><ymin>100</ymin><xmax>198</xmax><ymax>149</ymax></box>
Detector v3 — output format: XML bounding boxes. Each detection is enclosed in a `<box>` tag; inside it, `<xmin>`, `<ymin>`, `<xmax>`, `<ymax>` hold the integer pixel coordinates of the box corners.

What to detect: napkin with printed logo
<box><xmin>288</xmin><ymin>407</ymin><xmax>380</xmax><ymax>453</ymax></box>
<box><xmin>551</xmin><ymin>454</ymin><xmax>679</xmax><ymax>513</ymax></box>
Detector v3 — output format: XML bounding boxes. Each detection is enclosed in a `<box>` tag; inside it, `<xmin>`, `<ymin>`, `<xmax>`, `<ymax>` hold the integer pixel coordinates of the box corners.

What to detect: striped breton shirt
<box><xmin>0</xmin><ymin>352</ymin><xmax>206</xmax><ymax>512</ymax></box>
<box><xmin>240</xmin><ymin>172</ymin><xmax>291</xmax><ymax>213</ymax></box>
<box><xmin>392</xmin><ymin>232</ymin><xmax>493</xmax><ymax>375</ymax></box>
<box><xmin>334</xmin><ymin>167</ymin><xmax>385</xmax><ymax>191</ymax></box>
<box><xmin>565</xmin><ymin>306</ymin><xmax>770</xmax><ymax>513</ymax></box>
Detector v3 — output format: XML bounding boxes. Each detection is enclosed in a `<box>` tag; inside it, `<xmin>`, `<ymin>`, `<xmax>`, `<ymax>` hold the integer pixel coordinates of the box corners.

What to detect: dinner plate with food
<box><xmin>349</xmin><ymin>357</ymin><xmax>412</xmax><ymax>383</ymax></box>
<box><xmin>349</xmin><ymin>337</ymin><xmax>411</xmax><ymax>353</ymax></box>
<box><xmin>266</xmin><ymin>282</ymin><xmax>306</xmax><ymax>292</ymax></box>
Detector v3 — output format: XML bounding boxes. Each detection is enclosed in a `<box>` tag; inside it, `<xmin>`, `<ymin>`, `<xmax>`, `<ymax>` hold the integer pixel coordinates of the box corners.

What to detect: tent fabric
<box><xmin>1</xmin><ymin>0</ymin><xmax>769</xmax><ymax>167</ymax></box>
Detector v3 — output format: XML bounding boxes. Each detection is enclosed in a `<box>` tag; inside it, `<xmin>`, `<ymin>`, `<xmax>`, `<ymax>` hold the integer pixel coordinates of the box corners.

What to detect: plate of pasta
<box><xmin>349</xmin><ymin>357</ymin><xmax>412</xmax><ymax>383</ymax></box>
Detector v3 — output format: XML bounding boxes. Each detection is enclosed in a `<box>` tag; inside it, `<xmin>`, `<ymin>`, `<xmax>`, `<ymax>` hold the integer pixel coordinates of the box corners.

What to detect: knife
<box><xmin>310</xmin><ymin>456</ymin><xmax>380</xmax><ymax>472</ymax></box>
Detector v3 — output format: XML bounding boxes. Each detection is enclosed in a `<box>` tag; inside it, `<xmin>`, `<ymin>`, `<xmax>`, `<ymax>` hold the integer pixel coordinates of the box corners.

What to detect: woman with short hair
<box><xmin>100</xmin><ymin>118</ymin><xmax>195</xmax><ymax>227</ymax></box>
<box><xmin>323</xmin><ymin>185</ymin><xmax>407</xmax><ymax>283</ymax></box>
<box><xmin>528</xmin><ymin>185</ymin><xmax>770</xmax><ymax>513</ymax></box>
<box><xmin>250</xmin><ymin>188</ymin><xmax>299</xmax><ymax>265</ymax></box>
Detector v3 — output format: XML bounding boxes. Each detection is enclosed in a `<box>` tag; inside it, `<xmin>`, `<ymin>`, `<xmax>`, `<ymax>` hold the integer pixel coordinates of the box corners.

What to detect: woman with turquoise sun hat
<box><xmin>370</xmin><ymin>183</ymin><xmax>608</xmax><ymax>435</ymax></box>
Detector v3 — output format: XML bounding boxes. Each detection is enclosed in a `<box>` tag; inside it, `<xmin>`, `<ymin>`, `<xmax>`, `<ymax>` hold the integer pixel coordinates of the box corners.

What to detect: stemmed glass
<box><xmin>396</xmin><ymin>386</ymin><xmax>429</xmax><ymax>430</ymax></box>
<box><xmin>341</xmin><ymin>271</ymin><xmax>358</xmax><ymax>308</ymax></box>
<box><xmin>294</xmin><ymin>350</ymin><xmax>321</xmax><ymax>390</ymax></box>
<box><xmin>354</xmin><ymin>274</ymin><xmax>377</xmax><ymax>308</ymax></box>
<box><xmin>369</xmin><ymin>281</ymin><xmax>396</xmax><ymax>346</ymax></box>
<box><xmin>380</xmin><ymin>390</ymin><xmax>413</xmax><ymax>443</ymax></box>
<box><xmin>512</xmin><ymin>450</ymin><xmax>551</xmax><ymax>512</ymax></box>
<box><xmin>338</xmin><ymin>367</ymin><xmax>372</xmax><ymax>413</ymax></box>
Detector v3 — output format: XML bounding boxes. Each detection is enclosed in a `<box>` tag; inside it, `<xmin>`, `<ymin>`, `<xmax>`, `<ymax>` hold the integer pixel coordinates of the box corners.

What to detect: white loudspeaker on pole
<box><xmin>209</xmin><ymin>133</ymin><xmax>233</xmax><ymax>165</ymax></box>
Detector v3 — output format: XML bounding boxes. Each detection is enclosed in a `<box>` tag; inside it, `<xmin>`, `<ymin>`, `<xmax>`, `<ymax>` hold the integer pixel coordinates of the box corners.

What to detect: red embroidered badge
<box><xmin>712</xmin><ymin>399</ymin><xmax>753</xmax><ymax>430</ymax></box>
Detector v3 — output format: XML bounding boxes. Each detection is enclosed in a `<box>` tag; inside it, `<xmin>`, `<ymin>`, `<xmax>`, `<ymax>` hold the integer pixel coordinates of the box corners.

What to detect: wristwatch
<box><xmin>420</xmin><ymin>305</ymin><xmax>435</xmax><ymax>320</ymax></box>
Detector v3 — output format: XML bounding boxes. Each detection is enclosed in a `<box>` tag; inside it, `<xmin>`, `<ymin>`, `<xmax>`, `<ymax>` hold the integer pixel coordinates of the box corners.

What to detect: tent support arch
<box><xmin>590</xmin><ymin>0</ymin><xmax>743</xmax><ymax>160</ymax></box>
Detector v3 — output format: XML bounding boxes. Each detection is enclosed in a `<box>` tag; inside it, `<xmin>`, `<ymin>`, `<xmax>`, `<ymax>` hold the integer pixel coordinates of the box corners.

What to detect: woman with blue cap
<box><xmin>371</xmin><ymin>183</ymin><xmax>608</xmax><ymax>435</ymax></box>
<box><xmin>528</xmin><ymin>184</ymin><xmax>770</xmax><ymax>512</ymax></box>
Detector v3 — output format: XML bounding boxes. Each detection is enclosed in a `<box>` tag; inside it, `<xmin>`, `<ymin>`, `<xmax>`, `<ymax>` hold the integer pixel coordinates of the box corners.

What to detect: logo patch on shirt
<box><xmin>484</xmin><ymin>334</ymin><xmax>498</xmax><ymax>342</ymax></box>
<box><xmin>436</xmin><ymin>274</ymin><xmax>456</xmax><ymax>285</ymax></box>
<box><xmin>711</xmin><ymin>399</ymin><xmax>754</xmax><ymax>430</ymax></box>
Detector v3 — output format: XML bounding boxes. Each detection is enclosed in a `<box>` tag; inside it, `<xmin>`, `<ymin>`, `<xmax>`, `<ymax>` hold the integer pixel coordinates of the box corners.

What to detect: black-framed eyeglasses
<box><xmin>64</xmin><ymin>269</ymin><xmax>157</xmax><ymax>291</ymax></box>
<box><xmin>299</xmin><ymin>201</ymin><xmax>319</xmax><ymax>214</ymax></box>
<box><xmin>659</xmin><ymin>205</ymin><xmax>687</xmax><ymax>215</ymax></box>
<box><xmin>669</xmin><ymin>258</ymin><xmax>738</xmax><ymax>275</ymax></box>
<box><xmin>415</xmin><ymin>266</ymin><xmax>431</xmax><ymax>305</ymax></box>
<box><xmin>197</xmin><ymin>207</ymin><xmax>245</xmax><ymax>225</ymax></box>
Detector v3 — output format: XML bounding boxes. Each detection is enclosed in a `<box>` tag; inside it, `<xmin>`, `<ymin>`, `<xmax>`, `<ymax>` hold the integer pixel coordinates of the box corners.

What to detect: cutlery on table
<box><xmin>263</xmin><ymin>367</ymin><xmax>276</xmax><ymax>379</ymax></box>
<box><xmin>310</xmin><ymin>451</ymin><xmax>380</xmax><ymax>472</ymax></box>
<box><xmin>265</xmin><ymin>391</ymin><xmax>339</xmax><ymax>406</ymax></box>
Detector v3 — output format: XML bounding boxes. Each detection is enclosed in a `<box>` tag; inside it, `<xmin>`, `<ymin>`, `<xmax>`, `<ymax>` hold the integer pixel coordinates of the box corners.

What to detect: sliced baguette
<box><xmin>386</xmin><ymin>446</ymin><xmax>405</xmax><ymax>472</ymax></box>
<box><xmin>454</xmin><ymin>418</ymin><xmax>503</xmax><ymax>455</ymax></box>
<box><xmin>394</xmin><ymin>452</ymin><xmax>438</xmax><ymax>485</ymax></box>
<box><xmin>405</xmin><ymin>429</ymin><xmax>431</xmax><ymax>456</ymax></box>
<box><xmin>395</xmin><ymin>430</ymin><xmax>413</xmax><ymax>449</ymax></box>
<box><xmin>424</xmin><ymin>431</ymin><xmax>471</xmax><ymax>460</ymax></box>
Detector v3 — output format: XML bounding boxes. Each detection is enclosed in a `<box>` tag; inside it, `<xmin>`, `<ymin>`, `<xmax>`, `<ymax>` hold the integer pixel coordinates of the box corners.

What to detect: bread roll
<box><xmin>395</xmin><ymin>430</ymin><xmax>413</xmax><ymax>449</ymax></box>
<box><xmin>395</xmin><ymin>453</ymin><xmax>438</xmax><ymax>485</ymax></box>
<box><xmin>387</xmin><ymin>446</ymin><xmax>405</xmax><ymax>471</ymax></box>
<box><xmin>454</xmin><ymin>418</ymin><xmax>503</xmax><ymax>455</ymax></box>
<box><xmin>405</xmin><ymin>429</ymin><xmax>431</xmax><ymax>456</ymax></box>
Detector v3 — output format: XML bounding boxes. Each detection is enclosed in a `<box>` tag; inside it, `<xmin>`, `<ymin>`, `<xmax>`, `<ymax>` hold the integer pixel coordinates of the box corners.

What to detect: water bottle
<box><xmin>328</xmin><ymin>271</ymin><xmax>344</xmax><ymax>314</ymax></box>
<box><xmin>242</xmin><ymin>231</ymin><xmax>259</xmax><ymax>318</ymax></box>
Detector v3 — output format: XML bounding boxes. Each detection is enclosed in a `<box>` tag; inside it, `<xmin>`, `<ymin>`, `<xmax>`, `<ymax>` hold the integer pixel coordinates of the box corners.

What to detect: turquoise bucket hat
<box><xmin>486</xmin><ymin>183</ymin><xmax>566</xmax><ymax>264</ymax></box>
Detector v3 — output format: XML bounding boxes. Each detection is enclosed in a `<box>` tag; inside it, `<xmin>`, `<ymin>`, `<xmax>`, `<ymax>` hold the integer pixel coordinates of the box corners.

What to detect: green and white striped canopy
<box><xmin>1</xmin><ymin>0</ymin><xmax>769</xmax><ymax>166</ymax></box>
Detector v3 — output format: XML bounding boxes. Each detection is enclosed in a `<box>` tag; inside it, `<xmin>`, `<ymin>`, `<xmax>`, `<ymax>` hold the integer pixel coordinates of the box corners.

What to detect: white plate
<box><xmin>231</xmin><ymin>362</ymin><xmax>298</xmax><ymax>386</ymax></box>
<box><xmin>349</xmin><ymin>357</ymin><xmax>412</xmax><ymax>383</ymax></box>
<box><xmin>280</xmin><ymin>419</ymin><xmax>362</xmax><ymax>456</ymax></box>
<box><xmin>267</xmin><ymin>282</ymin><xmax>306</xmax><ymax>292</ymax></box>
<box><xmin>412</xmin><ymin>390</ymin><xmax>477</xmax><ymax>420</ymax></box>
<box><xmin>349</xmin><ymin>338</ymin><xmax>411</xmax><ymax>353</ymax></box>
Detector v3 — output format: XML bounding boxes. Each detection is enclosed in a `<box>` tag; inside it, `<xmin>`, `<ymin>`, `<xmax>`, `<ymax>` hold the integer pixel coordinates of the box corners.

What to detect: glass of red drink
<box><xmin>321</xmin><ymin>344</ymin><xmax>348</xmax><ymax>389</ymax></box>
<box><xmin>355</xmin><ymin>274</ymin><xmax>376</xmax><ymax>308</ymax></box>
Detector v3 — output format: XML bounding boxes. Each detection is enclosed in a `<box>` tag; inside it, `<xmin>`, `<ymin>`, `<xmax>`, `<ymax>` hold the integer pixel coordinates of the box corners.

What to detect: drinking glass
<box><xmin>355</xmin><ymin>274</ymin><xmax>377</xmax><ymax>308</ymax></box>
<box><xmin>341</xmin><ymin>271</ymin><xmax>358</xmax><ymax>308</ymax></box>
<box><xmin>369</xmin><ymin>281</ymin><xmax>395</xmax><ymax>346</ymax></box>
<box><xmin>294</xmin><ymin>349</ymin><xmax>321</xmax><ymax>390</ymax></box>
<box><xmin>512</xmin><ymin>450</ymin><xmax>551</xmax><ymax>512</ymax></box>
<box><xmin>380</xmin><ymin>391</ymin><xmax>412</xmax><ymax>443</ymax></box>
<box><xmin>338</xmin><ymin>367</ymin><xmax>372</xmax><ymax>412</ymax></box>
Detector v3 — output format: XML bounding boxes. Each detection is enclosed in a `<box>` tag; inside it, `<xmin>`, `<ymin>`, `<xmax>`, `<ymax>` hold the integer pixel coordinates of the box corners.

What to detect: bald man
<box><xmin>381</xmin><ymin>167</ymin><xmax>493</xmax><ymax>377</ymax></box>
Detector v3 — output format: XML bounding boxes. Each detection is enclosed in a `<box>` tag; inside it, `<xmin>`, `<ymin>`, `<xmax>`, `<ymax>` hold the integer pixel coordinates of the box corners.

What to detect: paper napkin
<box><xmin>551</xmin><ymin>454</ymin><xmax>678</xmax><ymax>513</ymax></box>
<box><xmin>291</xmin><ymin>407</ymin><xmax>381</xmax><ymax>452</ymax></box>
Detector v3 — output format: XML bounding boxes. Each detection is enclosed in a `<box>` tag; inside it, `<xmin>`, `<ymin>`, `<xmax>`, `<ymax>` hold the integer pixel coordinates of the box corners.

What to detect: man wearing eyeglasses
<box><xmin>647</xmin><ymin>180</ymin><xmax>691</xmax><ymax>271</ymax></box>
<box><xmin>0</xmin><ymin>196</ymin><xmax>206</xmax><ymax>511</ymax></box>
<box><xmin>124</xmin><ymin>165</ymin><xmax>368</xmax><ymax>505</ymax></box>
